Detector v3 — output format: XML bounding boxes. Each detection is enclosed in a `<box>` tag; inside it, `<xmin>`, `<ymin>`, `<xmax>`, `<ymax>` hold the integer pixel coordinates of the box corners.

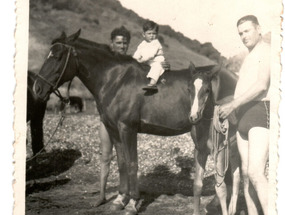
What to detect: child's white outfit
<box><xmin>133</xmin><ymin>39</ymin><xmax>165</xmax><ymax>83</ymax></box>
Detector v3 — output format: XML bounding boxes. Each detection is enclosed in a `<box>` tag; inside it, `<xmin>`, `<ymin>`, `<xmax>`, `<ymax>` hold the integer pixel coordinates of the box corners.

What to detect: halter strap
<box><xmin>36</xmin><ymin>43</ymin><xmax>78</xmax><ymax>101</ymax></box>
<box><xmin>54</xmin><ymin>45</ymin><xmax>72</xmax><ymax>89</ymax></box>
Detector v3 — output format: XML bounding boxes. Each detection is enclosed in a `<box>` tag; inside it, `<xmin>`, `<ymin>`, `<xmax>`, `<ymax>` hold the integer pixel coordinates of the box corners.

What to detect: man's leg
<box><xmin>248</xmin><ymin>127</ymin><xmax>269</xmax><ymax>215</ymax></box>
<box><xmin>94</xmin><ymin>121</ymin><xmax>113</xmax><ymax>207</ymax></box>
<box><xmin>236</xmin><ymin>131</ymin><xmax>259</xmax><ymax>215</ymax></box>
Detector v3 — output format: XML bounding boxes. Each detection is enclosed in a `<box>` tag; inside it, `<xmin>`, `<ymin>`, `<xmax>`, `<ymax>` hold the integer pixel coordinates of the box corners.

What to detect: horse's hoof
<box><xmin>124</xmin><ymin>199</ymin><xmax>141</xmax><ymax>215</ymax></box>
<box><xmin>110</xmin><ymin>203</ymin><xmax>125</xmax><ymax>211</ymax></box>
<box><xmin>110</xmin><ymin>194</ymin><xmax>129</xmax><ymax>211</ymax></box>
<box><xmin>92</xmin><ymin>197</ymin><xmax>107</xmax><ymax>207</ymax></box>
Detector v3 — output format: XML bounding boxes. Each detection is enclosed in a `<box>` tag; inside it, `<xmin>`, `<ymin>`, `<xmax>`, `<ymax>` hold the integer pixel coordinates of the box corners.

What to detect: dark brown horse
<box><xmin>27</xmin><ymin>70</ymin><xmax>47</xmax><ymax>155</ymax></box>
<box><xmin>33</xmin><ymin>30</ymin><xmax>237</xmax><ymax>215</ymax></box>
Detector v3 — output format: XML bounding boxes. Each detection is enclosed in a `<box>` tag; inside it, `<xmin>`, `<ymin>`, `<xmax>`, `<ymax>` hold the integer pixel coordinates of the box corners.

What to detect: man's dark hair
<box><xmin>110</xmin><ymin>26</ymin><xmax>131</xmax><ymax>43</ymax></box>
<box><xmin>237</xmin><ymin>15</ymin><xmax>260</xmax><ymax>27</ymax></box>
<box><xmin>143</xmin><ymin>20</ymin><xmax>159</xmax><ymax>32</ymax></box>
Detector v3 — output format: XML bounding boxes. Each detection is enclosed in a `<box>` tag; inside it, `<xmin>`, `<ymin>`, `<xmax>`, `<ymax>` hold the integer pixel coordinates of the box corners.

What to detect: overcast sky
<box><xmin>118</xmin><ymin>0</ymin><xmax>281</xmax><ymax>57</ymax></box>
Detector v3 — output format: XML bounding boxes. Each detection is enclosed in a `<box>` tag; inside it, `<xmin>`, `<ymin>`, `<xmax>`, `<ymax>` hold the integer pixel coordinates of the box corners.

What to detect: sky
<box><xmin>118</xmin><ymin>0</ymin><xmax>282</xmax><ymax>57</ymax></box>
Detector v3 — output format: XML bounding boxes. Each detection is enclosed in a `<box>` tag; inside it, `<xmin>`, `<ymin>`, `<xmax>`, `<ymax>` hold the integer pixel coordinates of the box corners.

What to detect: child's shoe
<box><xmin>142</xmin><ymin>84</ymin><xmax>157</xmax><ymax>91</ymax></box>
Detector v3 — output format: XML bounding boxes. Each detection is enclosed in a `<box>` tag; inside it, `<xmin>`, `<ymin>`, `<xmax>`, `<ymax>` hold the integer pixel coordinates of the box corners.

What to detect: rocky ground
<box><xmin>25</xmin><ymin>113</ymin><xmax>247</xmax><ymax>215</ymax></box>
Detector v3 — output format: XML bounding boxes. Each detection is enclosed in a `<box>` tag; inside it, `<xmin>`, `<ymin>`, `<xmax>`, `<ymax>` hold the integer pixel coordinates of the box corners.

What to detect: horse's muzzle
<box><xmin>33</xmin><ymin>81</ymin><xmax>50</xmax><ymax>102</ymax></box>
<box><xmin>189</xmin><ymin>113</ymin><xmax>201</xmax><ymax>124</ymax></box>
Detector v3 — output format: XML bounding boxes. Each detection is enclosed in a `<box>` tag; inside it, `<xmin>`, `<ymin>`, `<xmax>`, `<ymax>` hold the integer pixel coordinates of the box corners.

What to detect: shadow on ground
<box><xmin>136</xmin><ymin>156</ymin><xmax>249</xmax><ymax>214</ymax></box>
<box><xmin>137</xmin><ymin>156</ymin><xmax>215</xmax><ymax>212</ymax></box>
<box><xmin>26</xmin><ymin>149</ymin><xmax>81</xmax><ymax>181</ymax></box>
<box><xmin>26</xmin><ymin>178</ymin><xmax>71</xmax><ymax>195</ymax></box>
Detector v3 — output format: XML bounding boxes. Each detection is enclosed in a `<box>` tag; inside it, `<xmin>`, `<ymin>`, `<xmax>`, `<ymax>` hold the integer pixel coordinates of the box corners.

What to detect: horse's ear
<box><xmin>208</xmin><ymin>64</ymin><xmax>222</xmax><ymax>79</ymax></box>
<box><xmin>188</xmin><ymin>61</ymin><xmax>196</xmax><ymax>72</ymax></box>
<box><xmin>210</xmin><ymin>65</ymin><xmax>222</xmax><ymax>102</ymax></box>
<box><xmin>51</xmin><ymin>31</ymin><xmax>67</xmax><ymax>44</ymax></box>
<box><xmin>60</xmin><ymin>31</ymin><xmax>67</xmax><ymax>39</ymax></box>
<box><xmin>66</xmin><ymin>29</ymin><xmax>81</xmax><ymax>43</ymax></box>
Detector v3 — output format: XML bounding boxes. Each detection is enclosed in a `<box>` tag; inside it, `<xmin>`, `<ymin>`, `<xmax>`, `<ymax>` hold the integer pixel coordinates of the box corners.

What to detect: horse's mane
<box><xmin>73</xmin><ymin>37</ymin><xmax>135</xmax><ymax>62</ymax></box>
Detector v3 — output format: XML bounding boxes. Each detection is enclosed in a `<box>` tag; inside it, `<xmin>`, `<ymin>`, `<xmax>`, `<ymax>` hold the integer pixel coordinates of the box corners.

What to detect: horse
<box><xmin>189</xmin><ymin>69</ymin><xmax>241</xmax><ymax>215</ymax></box>
<box><xmin>32</xmin><ymin>29</ymin><xmax>237</xmax><ymax>215</ymax></box>
<box><xmin>27</xmin><ymin>70</ymin><xmax>47</xmax><ymax>155</ymax></box>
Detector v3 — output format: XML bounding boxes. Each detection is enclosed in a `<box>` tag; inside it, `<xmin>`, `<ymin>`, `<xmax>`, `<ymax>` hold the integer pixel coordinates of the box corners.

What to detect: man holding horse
<box><xmin>219</xmin><ymin>15</ymin><xmax>270</xmax><ymax>215</ymax></box>
<box><xmin>96</xmin><ymin>25</ymin><xmax>171</xmax><ymax>209</ymax></box>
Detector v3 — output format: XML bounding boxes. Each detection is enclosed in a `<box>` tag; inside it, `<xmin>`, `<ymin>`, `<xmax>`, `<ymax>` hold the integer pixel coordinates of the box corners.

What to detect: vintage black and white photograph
<box><xmin>13</xmin><ymin>0</ymin><xmax>283</xmax><ymax>214</ymax></box>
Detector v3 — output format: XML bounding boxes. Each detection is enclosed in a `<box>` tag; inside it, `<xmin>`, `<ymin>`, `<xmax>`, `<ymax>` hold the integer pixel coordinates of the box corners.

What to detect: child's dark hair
<box><xmin>110</xmin><ymin>26</ymin><xmax>131</xmax><ymax>43</ymax></box>
<box><xmin>143</xmin><ymin>20</ymin><xmax>159</xmax><ymax>32</ymax></box>
<box><xmin>237</xmin><ymin>15</ymin><xmax>259</xmax><ymax>27</ymax></box>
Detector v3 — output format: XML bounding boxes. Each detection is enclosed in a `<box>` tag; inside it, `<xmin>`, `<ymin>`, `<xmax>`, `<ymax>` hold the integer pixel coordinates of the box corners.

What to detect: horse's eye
<box><xmin>51</xmin><ymin>51</ymin><xmax>63</xmax><ymax>60</ymax></box>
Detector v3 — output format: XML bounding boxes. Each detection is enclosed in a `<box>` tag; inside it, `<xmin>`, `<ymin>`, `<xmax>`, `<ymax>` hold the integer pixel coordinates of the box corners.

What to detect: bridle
<box><xmin>36</xmin><ymin>43</ymin><xmax>79</xmax><ymax>101</ymax></box>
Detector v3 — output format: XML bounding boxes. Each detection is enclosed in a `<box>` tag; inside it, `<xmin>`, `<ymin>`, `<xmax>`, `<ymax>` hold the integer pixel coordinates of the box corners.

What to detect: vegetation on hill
<box><xmin>28</xmin><ymin>0</ymin><xmax>221</xmax><ymax>71</ymax></box>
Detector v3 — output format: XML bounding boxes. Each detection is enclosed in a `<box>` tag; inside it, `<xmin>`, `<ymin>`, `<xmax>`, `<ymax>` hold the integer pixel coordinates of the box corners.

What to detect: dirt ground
<box><xmin>25</xmin><ymin>113</ymin><xmax>248</xmax><ymax>215</ymax></box>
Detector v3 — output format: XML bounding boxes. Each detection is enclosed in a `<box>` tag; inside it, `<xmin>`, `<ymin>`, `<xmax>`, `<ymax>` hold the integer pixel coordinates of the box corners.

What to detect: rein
<box><xmin>26</xmin><ymin>102</ymin><xmax>69</xmax><ymax>162</ymax></box>
<box><xmin>212</xmin><ymin>105</ymin><xmax>229</xmax><ymax>187</ymax></box>
<box><xmin>27</xmin><ymin>81</ymin><xmax>73</xmax><ymax>162</ymax></box>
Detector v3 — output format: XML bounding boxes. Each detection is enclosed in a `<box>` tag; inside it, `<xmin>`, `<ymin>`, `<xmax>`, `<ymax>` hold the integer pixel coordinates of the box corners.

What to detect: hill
<box><xmin>28</xmin><ymin>0</ymin><xmax>220</xmax><ymax>71</ymax></box>
<box><xmin>28</xmin><ymin>0</ymin><xmax>230</xmax><ymax>99</ymax></box>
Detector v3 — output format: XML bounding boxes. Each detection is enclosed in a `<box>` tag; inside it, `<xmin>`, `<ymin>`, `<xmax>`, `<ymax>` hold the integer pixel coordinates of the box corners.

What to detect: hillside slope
<box><xmin>29</xmin><ymin>0</ymin><xmax>217</xmax><ymax>72</ymax></box>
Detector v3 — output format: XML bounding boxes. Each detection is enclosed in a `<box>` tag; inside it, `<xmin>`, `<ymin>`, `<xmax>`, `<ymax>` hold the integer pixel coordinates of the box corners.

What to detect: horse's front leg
<box><xmin>110</xmin><ymin>135</ymin><xmax>130</xmax><ymax>211</ymax></box>
<box><xmin>214</xmin><ymin>145</ymin><xmax>229</xmax><ymax>215</ymax></box>
<box><xmin>30</xmin><ymin>102</ymin><xmax>46</xmax><ymax>155</ymax></box>
<box><xmin>117</xmin><ymin>122</ymin><xmax>140</xmax><ymax>215</ymax></box>
<box><xmin>228</xmin><ymin>137</ymin><xmax>240</xmax><ymax>215</ymax></box>
<box><xmin>193</xmin><ymin>149</ymin><xmax>208</xmax><ymax>215</ymax></box>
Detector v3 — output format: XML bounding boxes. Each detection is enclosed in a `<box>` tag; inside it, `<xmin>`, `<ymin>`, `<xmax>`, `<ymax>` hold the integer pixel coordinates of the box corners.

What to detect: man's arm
<box><xmin>219</xmin><ymin>49</ymin><xmax>270</xmax><ymax>119</ymax></box>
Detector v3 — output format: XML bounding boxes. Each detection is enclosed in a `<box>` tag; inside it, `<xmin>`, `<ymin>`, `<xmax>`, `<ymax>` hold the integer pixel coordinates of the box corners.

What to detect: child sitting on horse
<box><xmin>133</xmin><ymin>20</ymin><xmax>165</xmax><ymax>90</ymax></box>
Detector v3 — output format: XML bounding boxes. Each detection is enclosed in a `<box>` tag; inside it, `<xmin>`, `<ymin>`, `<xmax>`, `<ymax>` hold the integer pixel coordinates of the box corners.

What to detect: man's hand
<box><xmin>219</xmin><ymin>101</ymin><xmax>236</xmax><ymax>119</ymax></box>
<box><xmin>161</xmin><ymin>61</ymin><xmax>171</xmax><ymax>70</ymax></box>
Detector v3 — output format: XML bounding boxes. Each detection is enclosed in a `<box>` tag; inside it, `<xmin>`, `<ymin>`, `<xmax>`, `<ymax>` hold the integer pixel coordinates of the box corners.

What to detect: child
<box><xmin>133</xmin><ymin>20</ymin><xmax>165</xmax><ymax>90</ymax></box>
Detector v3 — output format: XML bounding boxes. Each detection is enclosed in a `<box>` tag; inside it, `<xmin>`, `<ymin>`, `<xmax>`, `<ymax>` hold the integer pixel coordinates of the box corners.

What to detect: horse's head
<box><xmin>188</xmin><ymin>65</ymin><xmax>219</xmax><ymax>124</ymax></box>
<box><xmin>33</xmin><ymin>30</ymin><xmax>81</xmax><ymax>101</ymax></box>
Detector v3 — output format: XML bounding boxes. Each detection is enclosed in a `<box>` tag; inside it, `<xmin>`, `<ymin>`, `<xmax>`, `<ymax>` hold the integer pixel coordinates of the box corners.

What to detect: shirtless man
<box><xmin>219</xmin><ymin>15</ymin><xmax>270</xmax><ymax>215</ymax></box>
